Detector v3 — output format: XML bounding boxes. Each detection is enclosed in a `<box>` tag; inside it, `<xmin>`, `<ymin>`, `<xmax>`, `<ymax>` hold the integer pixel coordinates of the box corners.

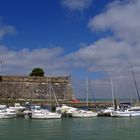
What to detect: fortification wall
<box><xmin>0</xmin><ymin>76</ymin><xmax>74</xmax><ymax>100</ymax></box>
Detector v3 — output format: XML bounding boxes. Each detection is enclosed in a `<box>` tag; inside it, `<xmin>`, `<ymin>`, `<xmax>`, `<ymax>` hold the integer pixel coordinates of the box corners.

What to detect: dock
<box><xmin>0</xmin><ymin>99</ymin><xmax>112</xmax><ymax>109</ymax></box>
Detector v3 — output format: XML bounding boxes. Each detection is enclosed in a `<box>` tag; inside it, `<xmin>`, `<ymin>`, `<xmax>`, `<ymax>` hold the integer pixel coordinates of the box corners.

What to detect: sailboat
<box><xmin>31</xmin><ymin>107</ymin><xmax>62</xmax><ymax>119</ymax></box>
<box><xmin>56</xmin><ymin>104</ymin><xmax>77</xmax><ymax>117</ymax></box>
<box><xmin>98</xmin><ymin>78</ymin><xmax>116</xmax><ymax>116</ymax></box>
<box><xmin>0</xmin><ymin>105</ymin><xmax>16</xmax><ymax>119</ymax></box>
<box><xmin>111</xmin><ymin>106</ymin><xmax>140</xmax><ymax>117</ymax></box>
<box><xmin>111</xmin><ymin>62</ymin><xmax>140</xmax><ymax>117</ymax></box>
<box><xmin>71</xmin><ymin>74</ymin><xmax>97</xmax><ymax>118</ymax></box>
<box><xmin>28</xmin><ymin>79</ymin><xmax>62</xmax><ymax>119</ymax></box>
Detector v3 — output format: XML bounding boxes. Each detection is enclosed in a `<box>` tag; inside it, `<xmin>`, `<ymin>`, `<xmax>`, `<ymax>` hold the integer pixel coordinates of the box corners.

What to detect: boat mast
<box><xmin>86</xmin><ymin>73</ymin><xmax>89</xmax><ymax>110</ymax></box>
<box><xmin>111</xmin><ymin>78</ymin><xmax>114</xmax><ymax>106</ymax></box>
<box><xmin>129</xmin><ymin>62</ymin><xmax>140</xmax><ymax>102</ymax></box>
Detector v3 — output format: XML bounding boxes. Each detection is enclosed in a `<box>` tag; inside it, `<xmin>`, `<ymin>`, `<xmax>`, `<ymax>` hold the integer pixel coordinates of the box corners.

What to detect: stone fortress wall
<box><xmin>0</xmin><ymin>75</ymin><xmax>74</xmax><ymax>100</ymax></box>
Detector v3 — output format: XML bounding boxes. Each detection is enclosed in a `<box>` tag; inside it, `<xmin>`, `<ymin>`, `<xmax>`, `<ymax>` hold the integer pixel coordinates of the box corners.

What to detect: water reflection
<box><xmin>0</xmin><ymin>117</ymin><xmax>140</xmax><ymax>140</ymax></box>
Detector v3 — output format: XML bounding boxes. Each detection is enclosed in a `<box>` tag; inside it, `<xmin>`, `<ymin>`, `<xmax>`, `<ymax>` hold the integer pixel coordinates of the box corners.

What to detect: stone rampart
<box><xmin>0</xmin><ymin>75</ymin><xmax>74</xmax><ymax>100</ymax></box>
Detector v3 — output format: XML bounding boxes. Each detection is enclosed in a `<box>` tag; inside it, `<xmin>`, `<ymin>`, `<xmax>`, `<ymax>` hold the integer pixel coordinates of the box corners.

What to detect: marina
<box><xmin>0</xmin><ymin>70</ymin><xmax>140</xmax><ymax>140</ymax></box>
<box><xmin>1</xmin><ymin>100</ymin><xmax>140</xmax><ymax>139</ymax></box>
<box><xmin>0</xmin><ymin>98</ymin><xmax>140</xmax><ymax>119</ymax></box>
<box><xmin>1</xmin><ymin>0</ymin><xmax>140</xmax><ymax>139</ymax></box>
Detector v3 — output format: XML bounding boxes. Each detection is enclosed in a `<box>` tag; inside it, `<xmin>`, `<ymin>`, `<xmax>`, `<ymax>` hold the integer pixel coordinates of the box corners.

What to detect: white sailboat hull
<box><xmin>0</xmin><ymin>112</ymin><xmax>16</xmax><ymax>119</ymax></box>
<box><xmin>31</xmin><ymin>110</ymin><xmax>62</xmax><ymax>119</ymax></box>
<box><xmin>72</xmin><ymin>113</ymin><xmax>97</xmax><ymax>118</ymax></box>
<box><xmin>32</xmin><ymin>114</ymin><xmax>62</xmax><ymax>119</ymax></box>
<box><xmin>111</xmin><ymin>111</ymin><xmax>140</xmax><ymax>117</ymax></box>
<box><xmin>0</xmin><ymin>106</ymin><xmax>17</xmax><ymax>119</ymax></box>
<box><xmin>72</xmin><ymin>110</ymin><xmax>97</xmax><ymax>118</ymax></box>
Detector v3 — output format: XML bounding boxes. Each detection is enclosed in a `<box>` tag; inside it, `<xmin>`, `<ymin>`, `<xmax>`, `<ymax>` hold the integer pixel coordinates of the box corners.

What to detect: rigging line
<box><xmin>86</xmin><ymin>73</ymin><xmax>89</xmax><ymax>109</ymax></box>
<box><xmin>129</xmin><ymin>61</ymin><xmax>140</xmax><ymax>102</ymax></box>
<box><xmin>50</xmin><ymin>83</ymin><xmax>59</xmax><ymax>107</ymax></box>
<box><xmin>89</xmin><ymin>82</ymin><xmax>96</xmax><ymax>101</ymax></box>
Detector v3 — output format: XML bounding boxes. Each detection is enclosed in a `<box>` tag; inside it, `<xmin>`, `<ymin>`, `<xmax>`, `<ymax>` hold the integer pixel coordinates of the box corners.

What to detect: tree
<box><xmin>30</xmin><ymin>68</ymin><xmax>45</xmax><ymax>77</ymax></box>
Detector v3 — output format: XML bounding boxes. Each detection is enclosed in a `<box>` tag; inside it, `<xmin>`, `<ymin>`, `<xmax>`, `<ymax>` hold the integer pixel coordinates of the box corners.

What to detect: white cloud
<box><xmin>88</xmin><ymin>0</ymin><xmax>140</xmax><ymax>44</ymax></box>
<box><xmin>61</xmin><ymin>0</ymin><xmax>92</xmax><ymax>12</ymax></box>
<box><xmin>0</xmin><ymin>19</ymin><xmax>16</xmax><ymax>39</ymax></box>
<box><xmin>0</xmin><ymin>45</ymin><xmax>71</xmax><ymax>76</ymax></box>
<box><xmin>67</xmin><ymin>38</ymin><xmax>136</xmax><ymax>77</ymax></box>
<box><xmin>86</xmin><ymin>0</ymin><xmax>140</xmax><ymax>77</ymax></box>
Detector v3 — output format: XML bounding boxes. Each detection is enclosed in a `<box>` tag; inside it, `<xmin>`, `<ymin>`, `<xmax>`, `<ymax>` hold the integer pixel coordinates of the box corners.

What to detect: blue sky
<box><xmin>1</xmin><ymin>0</ymin><xmax>111</xmax><ymax>52</ymax></box>
<box><xmin>0</xmin><ymin>0</ymin><xmax>140</xmax><ymax>98</ymax></box>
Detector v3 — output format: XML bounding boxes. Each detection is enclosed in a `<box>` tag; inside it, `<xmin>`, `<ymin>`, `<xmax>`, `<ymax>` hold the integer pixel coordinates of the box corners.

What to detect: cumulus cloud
<box><xmin>0</xmin><ymin>45</ymin><xmax>71</xmax><ymax>76</ymax></box>
<box><xmin>80</xmin><ymin>0</ymin><xmax>140</xmax><ymax>77</ymax></box>
<box><xmin>67</xmin><ymin>38</ymin><xmax>138</xmax><ymax>77</ymax></box>
<box><xmin>0</xmin><ymin>19</ymin><xmax>16</xmax><ymax>39</ymax></box>
<box><xmin>64</xmin><ymin>0</ymin><xmax>140</xmax><ymax>80</ymax></box>
<box><xmin>88</xmin><ymin>0</ymin><xmax>140</xmax><ymax>44</ymax></box>
<box><xmin>61</xmin><ymin>0</ymin><xmax>92</xmax><ymax>12</ymax></box>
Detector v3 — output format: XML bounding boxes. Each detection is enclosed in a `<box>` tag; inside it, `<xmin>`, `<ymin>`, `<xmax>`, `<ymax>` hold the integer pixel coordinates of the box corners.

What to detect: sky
<box><xmin>0</xmin><ymin>0</ymin><xmax>140</xmax><ymax>99</ymax></box>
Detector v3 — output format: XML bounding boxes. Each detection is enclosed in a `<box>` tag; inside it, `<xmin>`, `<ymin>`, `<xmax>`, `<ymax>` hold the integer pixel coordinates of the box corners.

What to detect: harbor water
<box><xmin>0</xmin><ymin>117</ymin><xmax>140</xmax><ymax>140</ymax></box>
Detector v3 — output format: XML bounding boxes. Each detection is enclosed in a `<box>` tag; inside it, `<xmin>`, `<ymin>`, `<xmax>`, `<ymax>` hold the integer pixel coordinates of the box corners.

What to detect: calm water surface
<box><xmin>0</xmin><ymin>117</ymin><xmax>140</xmax><ymax>140</ymax></box>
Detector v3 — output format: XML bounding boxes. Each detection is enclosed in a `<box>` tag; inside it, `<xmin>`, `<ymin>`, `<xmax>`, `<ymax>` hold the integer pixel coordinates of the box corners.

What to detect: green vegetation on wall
<box><xmin>29</xmin><ymin>68</ymin><xmax>45</xmax><ymax>77</ymax></box>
